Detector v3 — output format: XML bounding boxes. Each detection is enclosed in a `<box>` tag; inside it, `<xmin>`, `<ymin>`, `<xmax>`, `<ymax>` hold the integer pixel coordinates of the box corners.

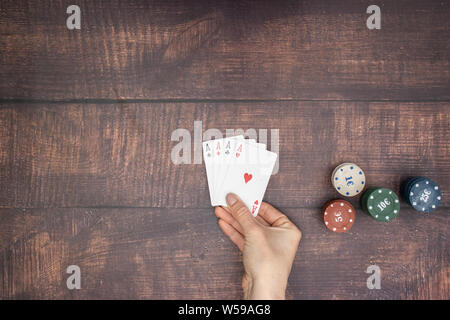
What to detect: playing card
<box><xmin>215</xmin><ymin>142</ymin><xmax>277</xmax><ymax>216</ymax></box>
<box><xmin>203</xmin><ymin>135</ymin><xmax>244</xmax><ymax>205</ymax></box>
<box><xmin>213</xmin><ymin>137</ymin><xmax>267</xmax><ymax>201</ymax></box>
<box><xmin>202</xmin><ymin>139</ymin><xmax>217</xmax><ymax>204</ymax></box>
<box><xmin>211</xmin><ymin>135</ymin><xmax>244</xmax><ymax>204</ymax></box>
<box><xmin>213</xmin><ymin>138</ymin><xmax>252</xmax><ymax>202</ymax></box>
<box><xmin>203</xmin><ymin>136</ymin><xmax>276</xmax><ymax>214</ymax></box>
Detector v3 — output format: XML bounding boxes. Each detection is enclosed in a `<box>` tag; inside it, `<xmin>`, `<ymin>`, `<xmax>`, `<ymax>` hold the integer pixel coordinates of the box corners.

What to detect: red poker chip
<box><xmin>322</xmin><ymin>199</ymin><xmax>355</xmax><ymax>233</ymax></box>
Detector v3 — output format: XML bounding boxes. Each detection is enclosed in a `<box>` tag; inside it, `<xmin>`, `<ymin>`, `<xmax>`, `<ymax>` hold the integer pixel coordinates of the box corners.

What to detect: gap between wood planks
<box><xmin>1</xmin><ymin>98</ymin><xmax>450</xmax><ymax>105</ymax></box>
<box><xmin>0</xmin><ymin>205</ymin><xmax>448</xmax><ymax>210</ymax></box>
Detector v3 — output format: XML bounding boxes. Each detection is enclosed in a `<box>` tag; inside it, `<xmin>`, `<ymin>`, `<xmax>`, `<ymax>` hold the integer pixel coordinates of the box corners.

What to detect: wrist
<box><xmin>246</xmin><ymin>275</ymin><xmax>287</xmax><ymax>300</ymax></box>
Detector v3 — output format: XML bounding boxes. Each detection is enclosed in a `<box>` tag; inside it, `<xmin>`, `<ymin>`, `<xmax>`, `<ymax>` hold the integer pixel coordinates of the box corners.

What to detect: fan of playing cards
<box><xmin>203</xmin><ymin>135</ymin><xmax>277</xmax><ymax>216</ymax></box>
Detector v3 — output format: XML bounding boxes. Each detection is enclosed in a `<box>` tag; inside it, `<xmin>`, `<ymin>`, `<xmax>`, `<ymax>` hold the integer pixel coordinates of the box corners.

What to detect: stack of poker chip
<box><xmin>322</xmin><ymin>199</ymin><xmax>355</xmax><ymax>233</ymax></box>
<box><xmin>360</xmin><ymin>188</ymin><xmax>400</xmax><ymax>222</ymax></box>
<box><xmin>402</xmin><ymin>177</ymin><xmax>442</xmax><ymax>213</ymax></box>
<box><xmin>322</xmin><ymin>162</ymin><xmax>365</xmax><ymax>233</ymax></box>
<box><xmin>331</xmin><ymin>163</ymin><xmax>365</xmax><ymax>197</ymax></box>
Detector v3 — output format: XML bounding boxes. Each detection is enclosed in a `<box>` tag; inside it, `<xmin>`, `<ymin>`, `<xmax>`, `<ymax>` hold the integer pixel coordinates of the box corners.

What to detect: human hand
<box><xmin>214</xmin><ymin>193</ymin><xmax>301</xmax><ymax>300</ymax></box>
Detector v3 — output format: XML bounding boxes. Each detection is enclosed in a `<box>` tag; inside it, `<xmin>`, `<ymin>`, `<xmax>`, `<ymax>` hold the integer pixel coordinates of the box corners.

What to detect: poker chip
<box><xmin>331</xmin><ymin>163</ymin><xmax>365</xmax><ymax>197</ymax></box>
<box><xmin>361</xmin><ymin>188</ymin><xmax>400</xmax><ymax>222</ymax></box>
<box><xmin>401</xmin><ymin>177</ymin><xmax>442</xmax><ymax>213</ymax></box>
<box><xmin>322</xmin><ymin>199</ymin><xmax>355</xmax><ymax>233</ymax></box>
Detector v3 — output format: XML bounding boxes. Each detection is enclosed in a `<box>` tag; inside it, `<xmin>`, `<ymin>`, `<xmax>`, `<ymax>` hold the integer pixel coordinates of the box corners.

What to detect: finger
<box><xmin>258</xmin><ymin>201</ymin><xmax>292</xmax><ymax>227</ymax></box>
<box><xmin>222</xmin><ymin>206</ymin><xmax>269</xmax><ymax>227</ymax></box>
<box><xmin>218</xmin><ymin>219</ymin><xmax>244</xmax><ymax>251</ymax></box>
<box><xmin>255</xmin><ymin>215</ymin><xmax>270</xmax><ymax>226</ymax></box>
<box><xmin>215</xmin><ymin>206</ymin><xmax>245</xmax><ymax>235</ymax></box>
<box><xmin>226</xmin><ymin>193</ymin><xmax>257</xmax><ymax>234</ymax></box>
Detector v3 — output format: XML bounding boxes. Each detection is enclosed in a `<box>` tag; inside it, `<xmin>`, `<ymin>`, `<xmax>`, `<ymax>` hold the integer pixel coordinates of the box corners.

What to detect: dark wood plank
<box><xmin>0</xmin><ymin>207</ymin><xmax>447</xmax><ymax>299</ymax></box>
<box><xmin>0</xmin><ymin>102</ymin><xmax>449</xmax><ymax>208</ymax></box>
<box><xmin>1</xmin><ymin>0</ymin><xmax>449</xmax><ymax>100</ymax></box>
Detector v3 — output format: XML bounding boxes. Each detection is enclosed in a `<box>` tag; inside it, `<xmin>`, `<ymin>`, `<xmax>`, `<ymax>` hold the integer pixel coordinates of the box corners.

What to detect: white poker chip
<box><xmin>331</xmin><ymin>162</ymin><xmax>365</xmax><ymax>197</ymax></box>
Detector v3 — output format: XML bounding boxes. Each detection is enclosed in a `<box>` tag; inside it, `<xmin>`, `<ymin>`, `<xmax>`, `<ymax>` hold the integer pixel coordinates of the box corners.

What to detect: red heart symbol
<box><xmin>236</xmin><ymin>153</ymin><xmax>240</xmax><ymax>158</ymax></box>
<box><xmin>254</xmin><ymin>200</ymin><xmax>258</xmax><ymax>205</ymax></box>
<box><xmin>244</xmin><ymin>173</ymin><xmax>252</xmax><ymax>183</ymax></box>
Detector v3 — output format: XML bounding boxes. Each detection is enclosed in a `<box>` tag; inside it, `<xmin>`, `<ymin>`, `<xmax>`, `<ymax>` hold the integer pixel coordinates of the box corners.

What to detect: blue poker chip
<box><xmin>405</xmin><ymin>177</ymin><xmax>442</xmax><ymax>213</ymax></box>
<box><xmin>402</xmin><ymin>177</ymin><xmax>424</xmax><ymax>204</ymax></box>
<box><xmin>404</xmin><ymin>177</ymin><xmax>426</xmax><ymax>205</ymax></box>
<box><xmin>401</xmin><ymin>178</ymin><xmax>414</xmax><ymax>202</ymax></box>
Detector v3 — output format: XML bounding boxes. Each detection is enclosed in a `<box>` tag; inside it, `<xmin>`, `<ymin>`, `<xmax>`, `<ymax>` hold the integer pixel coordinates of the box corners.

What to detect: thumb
<box><xmin>226</xmin><ymin>193</ymin><xmax>257</xmax><ymax>234</ymax></box>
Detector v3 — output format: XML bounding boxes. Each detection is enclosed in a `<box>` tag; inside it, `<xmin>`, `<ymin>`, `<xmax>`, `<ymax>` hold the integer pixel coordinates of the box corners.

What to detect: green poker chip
<box><xmin>360</xmin><ymin>188</ymin><xmax>375</xmax><ymax>213</ymax></box>
<box><xmin>362</xmin><ymin>188</ymin><xmax>400</xmax><ymax>222</ymax></box>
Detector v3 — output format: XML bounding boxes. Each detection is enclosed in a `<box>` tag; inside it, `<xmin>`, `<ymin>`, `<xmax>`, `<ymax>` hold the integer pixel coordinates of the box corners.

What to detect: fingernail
<box><xmin>226</xmin><ymin>193</ymin><xmax>238</xmax><ymax>206</ymax></box>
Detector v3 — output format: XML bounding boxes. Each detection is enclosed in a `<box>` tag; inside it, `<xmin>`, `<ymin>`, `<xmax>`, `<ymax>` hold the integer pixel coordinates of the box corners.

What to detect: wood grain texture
<box><xmin>0</xmin><ymin>0</ymin><xmax>449</xmax><ymax>100</ymax></box>
<box><xmin>0</xmin><ymin>207</ymin><xmax>448</xmax><ymax>299</ymax></box>
<box><xmin>1</xmin><ymin>0</ymin><xmax>449</xmax><ymax>300</ymax></box>
<box><xmin>0</xmin><ymin>102</ymin><xmax>448</xmax><ymax>208</ymax></box>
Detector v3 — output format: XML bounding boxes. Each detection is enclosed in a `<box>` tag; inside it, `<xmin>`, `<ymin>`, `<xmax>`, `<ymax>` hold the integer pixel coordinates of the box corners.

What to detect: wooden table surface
<box><xmin>0</xmin><ymin>0</ymin><xmax>449</xmax><ymax>299</ymax></box>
